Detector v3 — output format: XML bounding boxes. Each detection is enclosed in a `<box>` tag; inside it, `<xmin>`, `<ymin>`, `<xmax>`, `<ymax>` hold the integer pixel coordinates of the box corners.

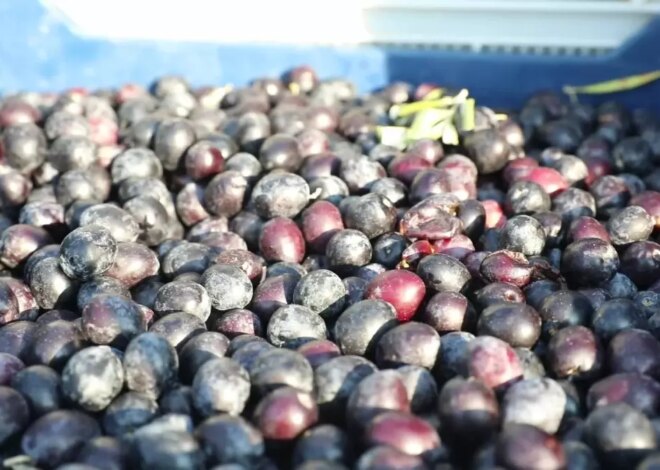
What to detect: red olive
<box><xmin>259</xmin><ymin>217</ymin><xmax>306</xmax><ymax>264</ymax></box>
<box><xmin>364</xmin><ymin>270</ymin><xmax>426</xmax><ymax>322</ymax></box>
<box><xmin>301</xmin><ymin>201</ymin><xmax>344</xmax><ymax>253</ymax></box>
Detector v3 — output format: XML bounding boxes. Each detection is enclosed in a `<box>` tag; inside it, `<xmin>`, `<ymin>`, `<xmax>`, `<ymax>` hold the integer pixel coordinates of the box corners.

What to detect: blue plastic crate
<box><xmin>1</xmin><ymin>0</ymin><xmax>659</xmax><ymax>112</ymax></box>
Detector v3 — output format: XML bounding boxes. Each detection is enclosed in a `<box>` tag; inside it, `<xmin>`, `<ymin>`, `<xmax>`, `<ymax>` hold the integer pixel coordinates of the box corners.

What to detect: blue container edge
<box><xmin>0</xmin><ymin>1</ymin><xmax>659</xmax><ymax>113</ymax></box>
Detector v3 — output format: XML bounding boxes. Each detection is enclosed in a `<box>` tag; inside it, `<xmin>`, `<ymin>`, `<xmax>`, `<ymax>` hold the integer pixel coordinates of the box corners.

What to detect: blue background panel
<box><xmin>1</xmin><ymin>1</ymin><xmax>659</xmax><ymax>112</ymax></box>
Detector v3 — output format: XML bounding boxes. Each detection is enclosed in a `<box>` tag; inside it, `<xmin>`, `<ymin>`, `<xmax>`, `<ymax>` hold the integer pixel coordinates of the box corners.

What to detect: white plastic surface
<box><xmin>43</xmin><ymin>0</ymin><xmax>660</xmax><ymax>53</ymax></box>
